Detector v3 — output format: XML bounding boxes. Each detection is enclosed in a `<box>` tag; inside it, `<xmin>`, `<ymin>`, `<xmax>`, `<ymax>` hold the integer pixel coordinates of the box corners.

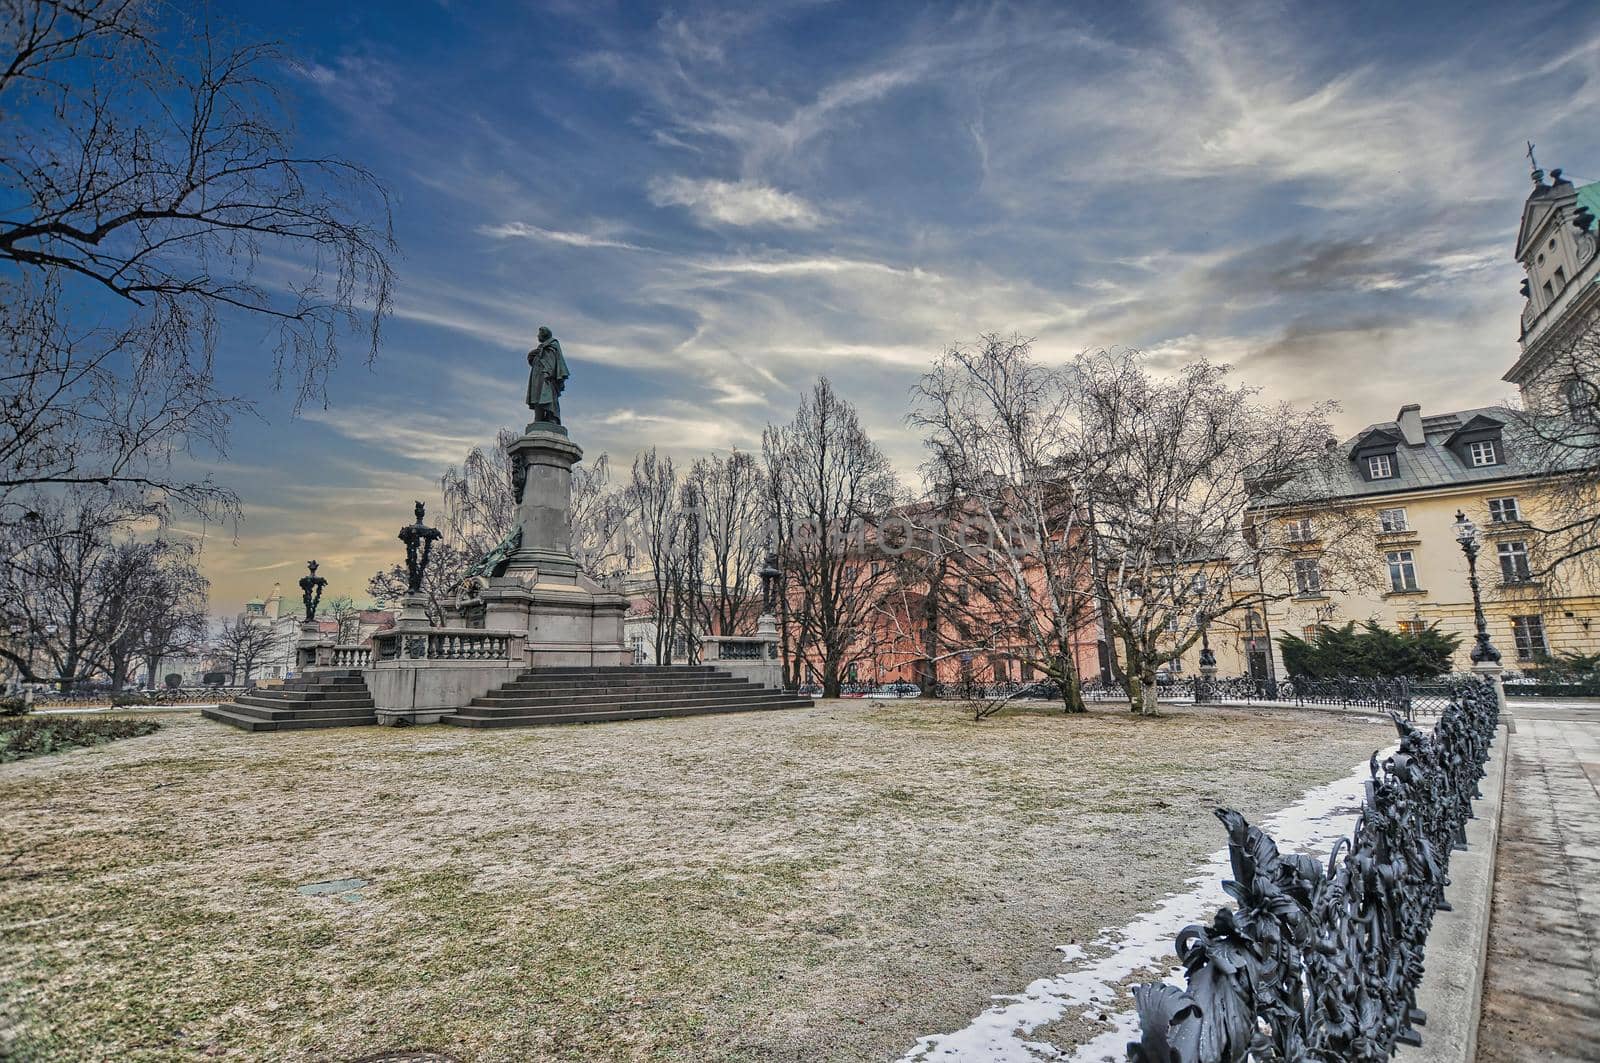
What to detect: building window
<box><xmin>1285</xmin><ymin>517</ymin><xmax>1315</xmax><ymax>542</ymax></box>
<box><xmin>1377</xmin><ymin>507</ymin><xmax>1408</xmax><ymax>532</ymax></box>
<box><xmin>1468</xmin><ymin>440</ymin><xmax>1499</xmax><ymax>467</ymax></box>
<box><xmin>1554</xmin><ymin>266</ymin><xmax>1567</xmax><ymax>288</ymax></box>
<box><xmin>1398</xmin><ymin>619</ymin><xmax>1426</xmax><ymax>636</ymax></box>
<box><xmin>1511</xmin><ymin>615</ymin><xmax>1548</xmax><ymax>661</ymax></box>
<box><xmin>1498</xmin><ymin>541</ymin><xmax>1532</xmax><ymax>583</ymax></box>
<box><xmin>1302</xmin><ymin>625</ymin><xmax>1320</xmax><ymax>640</ymax></box>
<box><xmin>1367</xmin><ymin>454</ymin><xmax>1394</xmax><ymax>479</ymax></box>
<box><xmin>1385</xmin><ymin>550</ymin><xmax>1419</xmax><ymax>592</ymax></box>
<box><xmin>1292</xmin><ymin>558</ymin><xmax>1322</xmax><ymax>596</ymax></box>
<box><xmin>1487</xmin><ymin>497</ymin><xmax>1520</xmax><ymax>523</ymax></box>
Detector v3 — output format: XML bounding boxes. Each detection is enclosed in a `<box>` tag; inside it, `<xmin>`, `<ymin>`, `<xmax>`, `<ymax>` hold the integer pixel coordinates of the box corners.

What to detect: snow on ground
<box><xmin>900</xmin><ymin>753</ymin><xmax>1383</xmax><ymax>1062</ymax></box>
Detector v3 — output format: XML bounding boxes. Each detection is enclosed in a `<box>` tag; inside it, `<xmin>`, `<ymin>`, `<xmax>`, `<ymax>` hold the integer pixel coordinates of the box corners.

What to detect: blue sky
<box><xmin>194</xmin><ymin>0</ymin><xmax>1600</xmax><ymax>611</ymax></box>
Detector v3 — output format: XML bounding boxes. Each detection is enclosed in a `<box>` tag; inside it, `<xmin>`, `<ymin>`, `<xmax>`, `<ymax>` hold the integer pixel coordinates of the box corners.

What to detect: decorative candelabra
<box><xmin>299</xmin><ymin>560</ymin><xmax>327</xmax><ymax>622</ymax></box>
<box><xmin>1452</xmin><ymin>511</ymin><xmax>1502</xmax><ymax>665</ymax></box>
<box><xmin>399</xmin><ymin>501</ymin><xmax>441</xmax><ymax>594</ymax></box>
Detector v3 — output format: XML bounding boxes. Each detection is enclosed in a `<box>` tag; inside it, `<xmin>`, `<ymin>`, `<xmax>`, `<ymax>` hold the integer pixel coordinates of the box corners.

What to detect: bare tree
<box><xmin>571</xmin><ymin>454</ymin><xmax>628</xmax><ymax>580</ymax></box>
<box><xmin>763</xmin><ymin>378</ymin><xmax>901</xmax><ymax>697</ymax></box>
<box><xmin>0</xmin><ymin>489</ymin><xmax>150</xmax><ymax>687</ymax></box>
<box><xmin>0</xmin><ymin>1</ymin><xmax>395</xmax><ymax>523</ymax></box>
<box><xmin>440</xmin><ymin>430</ymin><xmax>518</xmax><ymax>562</ymax></box>
<box><xmin>909</xmin><ymin>335</ymin><xmax>1102</xmax><ymax>712</ymax></box>
<box><xmin>1075</xmin><ymin>350</ymin><xmax>1375</xmax><ymax>715</ymax></box>
<box><xmin>686</xmin><ymin>451</ymin><xmax>767</xmax><ymax>636</ymax></box>
<box><xmin>214</xmin><ymin>616</ymin><xmax>281</xmax><ymax>686</ymax></box>
<box><xmin>322</xmin><ymin>595</ymin><xmax>363</xmax><ymax>644</ymax></box>
<box><xmin>100</xmin><ymin>537</ymin><xmax>209</xmax><ymax>689</ymax></box>
<box><xmin>625</xmin><ymin>448</ymin><xmax>691</xmax><ymax>663</ymax></box>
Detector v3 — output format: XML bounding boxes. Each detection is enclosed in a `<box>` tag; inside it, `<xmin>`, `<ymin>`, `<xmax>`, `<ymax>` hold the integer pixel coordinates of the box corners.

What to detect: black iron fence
<box><xmin>836</xmin><ymin>674</ymin><xmax>1509</xmax><ymax>722</ymax></box>
<box><xmin>1127</xmin><ymin>674</ymin><xmax>1501</xmax><ymax>1062</ymax></box>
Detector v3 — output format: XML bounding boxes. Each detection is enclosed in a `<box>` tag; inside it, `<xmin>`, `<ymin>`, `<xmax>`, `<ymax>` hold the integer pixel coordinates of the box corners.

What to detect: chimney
<box><xmin>1397</xmin><ymin>404</ymin><xmax>1424</xmax><ymax>446</ymax></box>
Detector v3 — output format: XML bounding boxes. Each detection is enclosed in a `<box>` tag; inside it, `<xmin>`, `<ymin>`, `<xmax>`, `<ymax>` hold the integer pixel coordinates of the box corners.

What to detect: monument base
<box><xmin>478</xmin><ymin>570</ymin><xmax>629</xmax><ymax>668</ymax></box>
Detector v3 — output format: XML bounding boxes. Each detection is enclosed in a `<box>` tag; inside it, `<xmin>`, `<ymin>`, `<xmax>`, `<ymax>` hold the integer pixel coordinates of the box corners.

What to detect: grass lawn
<box><xmin>0</xmin><ymin>699</ymin><xmax>1390</xmax><ymax>1062</ymax></box>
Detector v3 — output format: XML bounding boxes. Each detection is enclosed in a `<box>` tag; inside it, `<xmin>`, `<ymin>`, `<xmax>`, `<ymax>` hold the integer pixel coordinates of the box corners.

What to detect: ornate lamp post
<box><xmin>1453</xmin><ymin>511</ymin><xmax>1502</xmax><ymax>666</ymax></box>
<box><xmin>1195</xmin><ymin>572</ymin><xmax>1217</xmax><ymax>704</ymax></box>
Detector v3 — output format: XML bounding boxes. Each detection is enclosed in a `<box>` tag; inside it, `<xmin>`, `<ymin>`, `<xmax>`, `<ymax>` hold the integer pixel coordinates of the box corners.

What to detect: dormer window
<box><xmin>1367</xmin><ymin>454</ymin><xmax>1393</xmax><ymax>479</ymax></box>
<box><xmin>1468</xmin><ymin>440</ymin><xmax>1499</xmax><ymax>467</ymax></box>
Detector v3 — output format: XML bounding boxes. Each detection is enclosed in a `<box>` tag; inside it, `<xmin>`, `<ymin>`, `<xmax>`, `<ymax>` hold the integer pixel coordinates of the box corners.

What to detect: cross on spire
<box><xmin>1528</xmin><ymin>140</ymin><xmax>1545</xmax><ymax>185</ymax></box>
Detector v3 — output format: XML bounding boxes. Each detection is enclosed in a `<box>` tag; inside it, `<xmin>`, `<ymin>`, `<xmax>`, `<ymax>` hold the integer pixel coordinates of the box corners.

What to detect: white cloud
<box><xmin>477</xmin><ymin>222</ymin><xmax>652</xmax><ymax>252</ymax></box>
<box><xmin>647</xmin><ymin>176</ymin><xmax>823</xmax><ymax>228</ymax></box>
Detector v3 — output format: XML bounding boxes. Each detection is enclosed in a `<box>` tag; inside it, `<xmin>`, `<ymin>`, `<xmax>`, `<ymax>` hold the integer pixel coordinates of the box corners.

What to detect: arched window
<box><xmin>1565</xmin><ymin>378</ymin><xmax>1599</xmax><ymax>421</ymax></box>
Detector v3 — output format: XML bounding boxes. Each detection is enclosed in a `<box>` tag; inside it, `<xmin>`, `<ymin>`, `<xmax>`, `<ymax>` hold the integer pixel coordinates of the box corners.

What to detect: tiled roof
<box><xmin>1295</xmin><ymin>406</ymin><xmax>1538</xmax><ymax>501</ymax></box>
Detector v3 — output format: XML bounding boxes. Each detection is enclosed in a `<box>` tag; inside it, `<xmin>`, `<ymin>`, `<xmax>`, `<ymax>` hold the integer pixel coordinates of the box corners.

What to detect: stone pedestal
<box><xmin>503</xmin><ymin>425</ymin><xmax>582</xmax><ymax>580</ymax></box>
<box><xmin>1472</xmin><ymin>659</ymin><xmax>1508</xmax><ymax>714</ymax></box>
<box><xmin>295</xmin><ymin>620</ymin><xmax>334</xmax><ymax>672</ymax></box>
<box><xmin>396</xmin><ymin>592</ymin><xmax>430</xmax><ymax>625</ymax></box>
<box><xmin>701</xmin><ymin>626</ymin><xmax>784</xmax><ymax>690</ymax></box>
<box><xmin>478</xmin><ymin>423</ymin><xmax>629</xmax><ymax>668</ymax></box>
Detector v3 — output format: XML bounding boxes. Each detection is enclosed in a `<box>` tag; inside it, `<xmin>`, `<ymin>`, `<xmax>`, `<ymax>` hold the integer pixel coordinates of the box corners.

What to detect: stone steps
<box><xmin>204</xmin><ymin>670</ymin><xmax>377</xmax><ymax>731</ymax></box>
<box><xmin>201</xmin><ymin>705</ymin><xmax>378</xmax><ymax>732</ymax></box>
<box><xmin>449</xmin><ymin>695</ymin><xmax>813</xmax><ymax>728</ymax></box>
<box><xmin>462</xmin><ymin>689</ymin><xmax>803</xmax><ymax>718</ymax></box>
<box><xmin>448</xmin><ymin>665</ymin><xmax>810</xmax><ymax>728</ymax></box>
<box><xmin>473</xmin><ymin>680</ymin><xmax>760</xmax><ymax>704</ymax></box>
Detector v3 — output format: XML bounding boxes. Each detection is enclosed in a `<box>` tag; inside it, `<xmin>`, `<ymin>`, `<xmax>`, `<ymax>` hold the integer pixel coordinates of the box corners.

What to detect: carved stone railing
<box><xmin>370</xmin><ymin>626</ymin><xmax>523</xmax><ymax>664</ymax></box>
<box><xmin>330</xmin><ymin>645</ymin><xmax>371</xmax><ymax>668</ymax></box>
<box><xmin>1127</xmin><ymin>675</ymin><xmax>1501</xmax><ymax>1062</ymax></box>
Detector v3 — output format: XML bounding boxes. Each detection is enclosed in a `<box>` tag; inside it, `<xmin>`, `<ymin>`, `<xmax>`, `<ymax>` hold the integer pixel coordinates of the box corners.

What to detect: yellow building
<box><xmin>1173</xmin><ymin>404</ymin><xmax>1599</xmax><ymax>680</ymax></box>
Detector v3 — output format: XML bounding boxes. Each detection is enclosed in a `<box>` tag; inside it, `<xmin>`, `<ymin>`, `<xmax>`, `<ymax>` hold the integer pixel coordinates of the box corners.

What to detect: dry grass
<box><xmin>0</xmin><ymin>700</ymin><xmax>1392</xmax><ymax>1062</ymax></box>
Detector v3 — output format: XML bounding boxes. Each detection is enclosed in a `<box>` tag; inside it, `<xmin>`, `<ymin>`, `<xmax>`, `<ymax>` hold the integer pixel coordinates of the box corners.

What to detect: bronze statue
<box><xmin>526</xmin><ymin>326</ymin><xmax>569</xmax><ymax>424</ymax></box>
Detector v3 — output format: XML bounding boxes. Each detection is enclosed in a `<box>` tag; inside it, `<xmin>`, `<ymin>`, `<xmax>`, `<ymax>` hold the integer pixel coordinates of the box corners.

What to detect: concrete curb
<box><xmin>1396</xmin><ymin>721</ymin><xmax>1510</xmax><ymax>1062</ymax></box>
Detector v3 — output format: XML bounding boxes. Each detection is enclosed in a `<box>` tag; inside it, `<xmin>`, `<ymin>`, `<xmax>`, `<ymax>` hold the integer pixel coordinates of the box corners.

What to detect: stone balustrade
<box><xmin>370</xmin><ymin>627</ymin><xmax>521</xmax><ymax>663</ymax></box>
<box><xmin>330</xmin><ymin>645</ymin><xmax>371</xmax><ymax>668</ymax></box>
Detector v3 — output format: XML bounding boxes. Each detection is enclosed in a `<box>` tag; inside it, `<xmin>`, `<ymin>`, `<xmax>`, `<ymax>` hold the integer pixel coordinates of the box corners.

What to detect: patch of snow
<box><xmin>900</xmin><ymin>755</ymin><xmax>1382</xmax><ymax>1063</ymax></box>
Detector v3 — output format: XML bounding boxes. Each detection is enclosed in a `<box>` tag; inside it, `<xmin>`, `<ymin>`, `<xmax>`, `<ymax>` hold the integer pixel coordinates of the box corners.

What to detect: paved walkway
<box><xmin>1476</xmin><ymin>702</ymin><xmax>1600</xmax><ymax>1062</ymax></box>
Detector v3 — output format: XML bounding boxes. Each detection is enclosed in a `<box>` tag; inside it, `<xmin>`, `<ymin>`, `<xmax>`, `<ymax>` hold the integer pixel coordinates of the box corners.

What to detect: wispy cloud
<box><xmin>647</xmin><ymin>176</ymin><xmax>823</xmax><ymax>228</ymax></box>
<box><xmin>478</xmin><ymin>222</ymin><xmax>654</xmax><ymax>251</ymax></box>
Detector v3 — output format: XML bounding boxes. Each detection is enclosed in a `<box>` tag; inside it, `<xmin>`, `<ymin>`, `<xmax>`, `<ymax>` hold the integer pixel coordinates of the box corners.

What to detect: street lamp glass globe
<box><xmin>1453</xmin><ymin>510</ymin><xmax>1477</xmax><ymax>546</ymax></box>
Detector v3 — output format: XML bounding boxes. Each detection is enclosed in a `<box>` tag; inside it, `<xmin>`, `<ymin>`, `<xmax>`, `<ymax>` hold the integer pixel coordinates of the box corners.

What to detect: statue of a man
<box><xmin>526</xmin><ymin>326</ymin><xmax>569</xmax><ymax>424</ymax></box>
